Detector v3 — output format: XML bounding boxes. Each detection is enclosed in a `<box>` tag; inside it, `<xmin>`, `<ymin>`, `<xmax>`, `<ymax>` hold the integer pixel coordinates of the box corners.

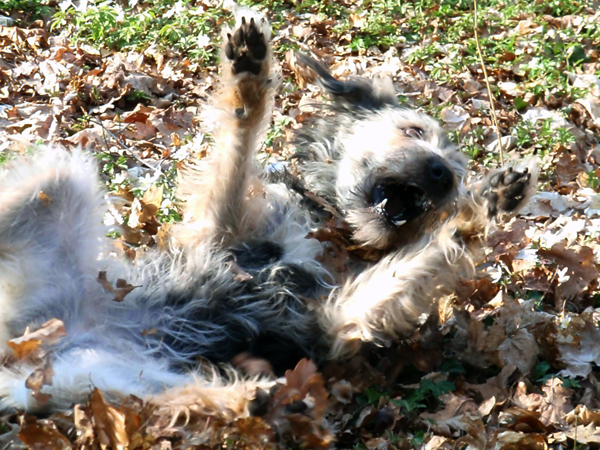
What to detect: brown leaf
<box><xmin>465</xmin><ymin>364</ymin><xmax>516</xmax><ymax>405</ymax></box>
<box><xmin>25</xmin><ymin>358</ymin><xmax>55</xmax><ymax>405</ymax></box>
<box><xmin>73</xmin><ymin>404</ymin><xmax>95</xmax><ymax>447</ymax></box>
<box><xmin>538</xmin><ymin>243</ymin><xmax>598</xmax><ymax>300</ymax></box>
<box><xmin>97</xmin><ymin>271</ymin><xmax>139</xmax><ymax>302</ymax></box>
<box><xmin>558</xmin><ymin>423</ymin><xmax>600</xmax><ymax>444</ymax></box>
<box><xmin>8</xmin><ymin>319</ymin><xmax>67</xmax><ymax>360</ymax></box>
<box><xmin>513</xmin><ymin>378</ymin><xmax>573</xmax><ymax>426</ymax></box>
<box><xmin>565</xmin><ymin>404</ymin><xmax>600</xmax><ymax>427</ymax></box>
<box><xmin>269</xmin><ymin>358</ymin><xmax>330</xmax><ymax>432</ymax></box>
<box><xmin>455</xmin><ymin>416</ymin><xmax>487</xmax><ymax>450</ymax></box>
<box><xmin>127</xmin><ymin>188</ymin><xmax>162</xmax><ymax>236</ymax></box>
<box><xmin>494</xmin><ymin>431</ymin><xmax>547</xmax><ymax>449</ymax></box>
<box><xmin>496</xmin><ymin>328</ymin><xmax>539</xmax><ymax>375</ymax></box>
<box><xmin>18</xmin><ymin>414</ymin><xmax>71</xmax><ymax>450</ymax></box>
<box><xmin>556</xmin><ymin>314</ymin><xmax>600</xmax><ymax>378</ymax></box>
<box><xmin>89</xmin><ymin>388</ymin><xmax>129</xmax><ymax>450</ymax></box>
<box><xmin>420</xmin><ymin>393</ymin><xmax>479</xmax><ymax>436</ymax></box>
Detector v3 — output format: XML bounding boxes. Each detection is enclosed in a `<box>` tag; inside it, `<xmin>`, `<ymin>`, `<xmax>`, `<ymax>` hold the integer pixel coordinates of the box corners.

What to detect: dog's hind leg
<box><xmin>0</xmin><ymin>148</ymin><xmax>107</xmax><ymax>350</ymax></box>
<box><xmin>0</xmin><ymin>344</ymin><xmax>273</xmax><ymax>416</ymax></box>
<box><xmin>173</xmin><ymin>10</ymin><xmax>277</xmax><ymax>248</ymax></box>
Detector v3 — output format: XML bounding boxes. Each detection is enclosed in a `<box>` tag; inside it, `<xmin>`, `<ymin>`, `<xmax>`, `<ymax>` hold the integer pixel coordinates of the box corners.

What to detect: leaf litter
<box><xmin>1</xmin><ymin>0</ymin><xmax>600</xmax><ymax>448</ymax></box>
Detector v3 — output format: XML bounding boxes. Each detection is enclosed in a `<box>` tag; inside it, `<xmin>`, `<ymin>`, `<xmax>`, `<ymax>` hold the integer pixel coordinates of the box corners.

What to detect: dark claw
<box><xmin>247</xmin><ymin>18</ymin><xmax>260</xmax><ymax>45</ymax></box>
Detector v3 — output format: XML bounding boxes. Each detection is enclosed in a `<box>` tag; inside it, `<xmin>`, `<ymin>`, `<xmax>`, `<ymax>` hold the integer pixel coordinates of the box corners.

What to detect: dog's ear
<box><xmin>296</xmin><ymin>53</ymin><xmax>397</xmax><ymax>110</ymax></box>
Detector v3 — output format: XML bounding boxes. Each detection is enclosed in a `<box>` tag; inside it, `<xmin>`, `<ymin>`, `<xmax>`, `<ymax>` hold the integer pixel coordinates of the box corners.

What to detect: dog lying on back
<box><xmin>0</xmin><ymin>8</ymin><xmax>536</xmax><ymax>416</ymax></box>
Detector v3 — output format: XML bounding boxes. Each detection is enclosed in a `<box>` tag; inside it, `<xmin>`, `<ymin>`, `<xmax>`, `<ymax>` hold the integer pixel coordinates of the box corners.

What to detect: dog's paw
<box><xmin>225</xmin><ymin>17</ymin><xmax>268</xmax><ymax>76</ymax></box>
<box><xmin>482</xmin><ymin>166</ymin><xmax>532</xmax><ymax>216</ymax></box>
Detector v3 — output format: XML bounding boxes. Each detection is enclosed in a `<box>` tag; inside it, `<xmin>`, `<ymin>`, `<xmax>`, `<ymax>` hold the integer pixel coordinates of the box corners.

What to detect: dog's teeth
<box><xmin>393</xmin><ymin>219</ymin><xmax>407</xmax><ymax>226</ymax></box>
<box><xmin>374</xmin><ymin>198</ymin><xmax>388</xmax><ymax>213</ymax></box>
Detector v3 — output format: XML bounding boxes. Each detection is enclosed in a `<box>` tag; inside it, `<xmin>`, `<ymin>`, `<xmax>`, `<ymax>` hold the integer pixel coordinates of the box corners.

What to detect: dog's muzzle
<box><xmin>370</xmin><ymin>157</ymin><xmax>454</xmax><ymax>226</ymax></box>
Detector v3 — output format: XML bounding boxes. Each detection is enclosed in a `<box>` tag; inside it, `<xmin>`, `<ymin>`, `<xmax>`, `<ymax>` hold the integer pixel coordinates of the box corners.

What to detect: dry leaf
<box><xmin>18</xmin><ymin>414</ymin><xmax>71</xmax><ymax>450</ymax></box>
<box><xmin>8</xmin><ymin>319</ymin><xmax>67</xmax><ymax>360</ymax></box>
<box><xmin>89</xmin><ymin>388</ymin><xmax>129</xmax><ymax>450</ymax></box>
<box><xmin>97</xmin><ymin>271</ymin><xmax>139</xmax><ymax>302</ymax></box>
<box><xmin>25</xmin><ymin>358</ymin><xmax>55</xmax><ymax>405</ymax></box>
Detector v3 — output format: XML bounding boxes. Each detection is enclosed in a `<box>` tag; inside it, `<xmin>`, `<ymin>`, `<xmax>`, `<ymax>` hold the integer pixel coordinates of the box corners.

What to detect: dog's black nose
<box><xmin>426</xmin><ymin>159</ymin><xmax>454</xmax><ymax>191</ymax></box>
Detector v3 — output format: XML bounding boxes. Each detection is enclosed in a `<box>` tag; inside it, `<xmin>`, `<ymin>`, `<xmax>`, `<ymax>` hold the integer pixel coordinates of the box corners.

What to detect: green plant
<box><xmin>51</xmin><ymin>0</ymin><xmax>228</xmax><ymax>65</ymax></box>
<box><xmin>391</xmin><ymin>379</ymin><xmax>456</xmax><ymax>414</ymax></box>
<box><xmin>0</xmin><ymin>0</ymin><xmax>52</xmax><ymax>20</ymax></box>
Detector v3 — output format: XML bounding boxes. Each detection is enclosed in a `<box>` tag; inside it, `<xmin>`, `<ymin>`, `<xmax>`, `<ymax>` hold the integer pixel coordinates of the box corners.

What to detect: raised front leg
<box><xmin>173</xmin><ymin>10</ymin><xmax>276</xmax><ymax>248</ymax></box>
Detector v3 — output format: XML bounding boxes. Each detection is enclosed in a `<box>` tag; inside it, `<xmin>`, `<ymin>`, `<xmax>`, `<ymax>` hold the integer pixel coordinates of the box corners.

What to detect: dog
<box><xmin>0</xmin><ymin>8</ymin><xmax>536</xmax><ymax>417</ymax></box>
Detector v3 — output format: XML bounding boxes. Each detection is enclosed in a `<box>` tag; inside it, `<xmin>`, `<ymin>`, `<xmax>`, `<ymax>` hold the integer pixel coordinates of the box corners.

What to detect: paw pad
<box><xmin>225</xmin><ymin>17</ymin><xmax>267</xmax><ymax>75</ymax></box>
<box><xmin>483</xmin><ymin>167</ymin><xmax>531</xmax><ymax>216</ymax></box>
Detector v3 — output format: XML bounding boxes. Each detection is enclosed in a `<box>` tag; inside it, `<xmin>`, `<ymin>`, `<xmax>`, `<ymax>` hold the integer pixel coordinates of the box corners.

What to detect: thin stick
<box><xmin>473</xmin><ymin>0</ymin><xmax>504</xmax><ymax>165</ymax></box>
<box><xmin>92</xmin><ymin>118</ymin><xmax>161</xmax><ymax>172</ymax></box>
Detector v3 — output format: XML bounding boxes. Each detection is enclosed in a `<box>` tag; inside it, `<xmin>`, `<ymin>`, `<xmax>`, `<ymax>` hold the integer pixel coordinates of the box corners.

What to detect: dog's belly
<box><xmin>147</xmin><ymin>241</ymin><xmax>323</xmax><ymax>374</ymax></box>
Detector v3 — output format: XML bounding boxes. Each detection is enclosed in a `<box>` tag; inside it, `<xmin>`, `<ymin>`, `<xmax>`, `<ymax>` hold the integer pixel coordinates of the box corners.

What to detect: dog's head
<box><xmin>295</xmin><ymin>55</ymin><xmax>467</xmax><ymax>249</ymax></box>
<box><xmin>335</xmin><ymin>108</ymin><xmax>466</xmax><ymax>249</ymax></box>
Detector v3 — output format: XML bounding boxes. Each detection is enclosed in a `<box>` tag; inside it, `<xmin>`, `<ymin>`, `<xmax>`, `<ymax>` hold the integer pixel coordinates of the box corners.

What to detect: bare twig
<box><xmin>473</xmin><ymin>0</ymin><xmax>504</xmax><ymax>165</ymax></box>
<box><xmin>92</xmin><ymin>118</ymin><xmax>161</xmax><ymax>172</ymax></box>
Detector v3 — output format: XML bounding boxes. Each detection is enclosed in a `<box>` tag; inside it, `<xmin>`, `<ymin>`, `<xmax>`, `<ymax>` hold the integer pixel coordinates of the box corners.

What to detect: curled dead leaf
<box><xmin>25</xmin><ymin>357</ymin><xmax>55</xmax><ymax>405</ymax></box>
<box><xmin>8</xmin><ymin>318</ymin><xmax>67</xmax><ymax>360</ymax></box>
<box><xmin>97</xmin><ymin>271</ymin><xmax>139</xmax><ymax>302</ymax></box>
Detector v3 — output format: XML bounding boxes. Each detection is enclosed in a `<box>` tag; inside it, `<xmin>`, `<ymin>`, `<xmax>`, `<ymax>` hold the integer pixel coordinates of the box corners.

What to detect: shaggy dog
<box><xmin>0</xmin><ymin>9</ymin><xmax>536</xmax><ymax>416</ymax></box>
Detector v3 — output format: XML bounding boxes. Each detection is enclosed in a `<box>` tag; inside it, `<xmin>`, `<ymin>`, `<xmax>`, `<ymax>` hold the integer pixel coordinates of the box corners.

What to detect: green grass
<box><xmin>3</xmin><ymin>0</ymin><xmax>596</xmax><ymax>214</ymax></box>
<box><xmin>50</xmin><ymin>0</ymin><xmax>230</xmax><ymax>65</ymax></box>
<box><xmin>3</xmin><ymin>0</ymin><xmax>594</xmax><ymax>106</ymax></box>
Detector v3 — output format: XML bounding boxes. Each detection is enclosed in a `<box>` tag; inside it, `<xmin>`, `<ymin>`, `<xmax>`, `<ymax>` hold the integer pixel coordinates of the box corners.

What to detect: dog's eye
<box><xmin>404</xmin><ymin>127</ymin><xmax>424</xmax><ymax>139</ymax></box>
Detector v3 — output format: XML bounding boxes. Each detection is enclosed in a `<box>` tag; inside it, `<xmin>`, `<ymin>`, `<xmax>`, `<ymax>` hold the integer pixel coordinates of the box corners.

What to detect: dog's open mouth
<box><xmin>371</xmin><ymin>181</ymin><xmax>430</xmax><ymax>226</ymax></box>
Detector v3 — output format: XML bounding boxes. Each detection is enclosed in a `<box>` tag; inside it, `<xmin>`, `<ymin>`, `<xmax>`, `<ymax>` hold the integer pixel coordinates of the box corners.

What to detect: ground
<box><xmin>0</xmin><ymin>0</ymin><xmax>599</xmax><ymax>448</ymax></box>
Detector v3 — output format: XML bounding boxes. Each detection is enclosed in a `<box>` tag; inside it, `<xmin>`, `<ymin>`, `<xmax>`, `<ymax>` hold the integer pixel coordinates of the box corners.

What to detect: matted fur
<box><xmin>0</xmin><ymin>7</ymin><xmax>537</xmax><ymax>417</ymax></box>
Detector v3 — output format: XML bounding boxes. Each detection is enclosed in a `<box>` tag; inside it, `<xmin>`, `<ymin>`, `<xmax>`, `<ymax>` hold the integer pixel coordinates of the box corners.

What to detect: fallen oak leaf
<box><xmin>513</xmin><ymin>379</ymin><xmax>573</xmax><ymax>427</ymax></box>
<box><xmin>565</xmin><ymin>405</ymin><xmax>600</xmax><ymax>427</ymax></box>
<box><xmin>555</xmin><ymin>423</ymin><xmax>600</xmax><ymax>444</ymax></box>
<box><xmin>73</xmin><ymin>404</ymin><xmax>95</xmax><ymax>447</ymax></box>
